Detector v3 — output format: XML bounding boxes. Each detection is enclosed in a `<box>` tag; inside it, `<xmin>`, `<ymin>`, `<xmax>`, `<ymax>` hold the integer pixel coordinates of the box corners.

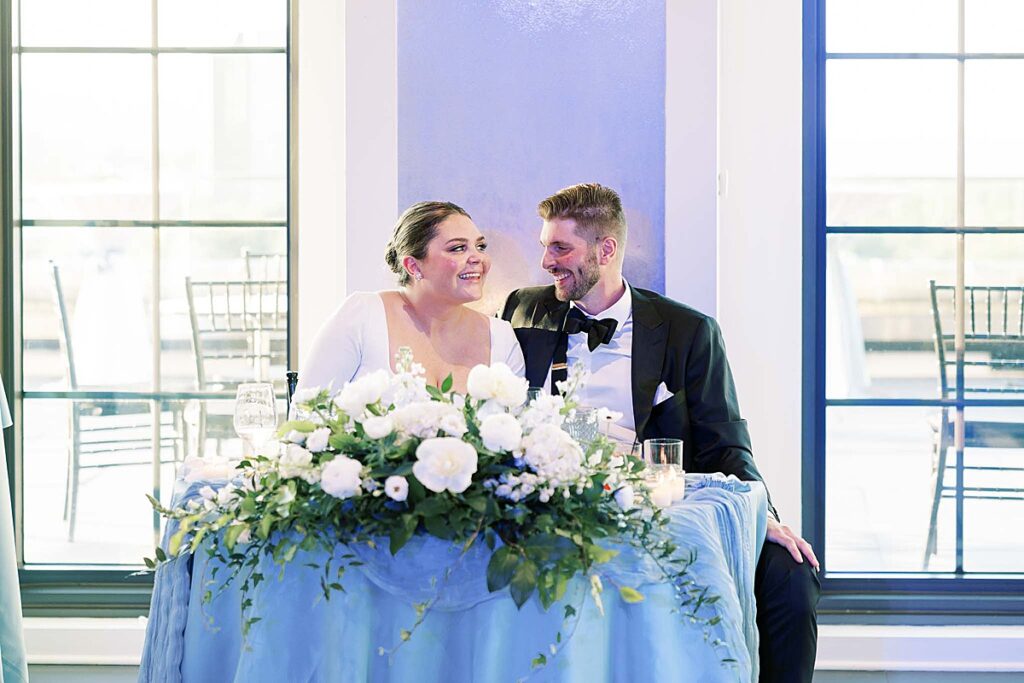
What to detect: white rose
<box><xmin>285</xmin><ymin>430</ymin><xmax>307</xmax><ymax>445</ymax></box>
<box><xmin>479</xmin><ymin>413</ymin><xmax>523</xmax><ymax>453</ymax></box>
<box><xmin>466</xmin><ymin>364</ymin><xmax>498</xmax><ymax>401</ymax></box>
<box><xmin>320</xmin><ymin>456</ymin><xmax>364</xmax><ymax>499</ymax></box>
<box><xmin>491</xmin><ymin>364</ymin><xmax>528</xmax><ymax>408</ymax></box>
<box><xmin>384</xmin><ymin>475</ymin><xmax>409</xmax><ymax>502</ymax></box>
<box><xmin>279</xmin><ymin>444</ymin><xmax>313</xmax><ymax>479</ymax></box>
<box><xmin>305</xmin><ymin>427</ymin><xmax>331</xmax><ymax>453</ymax></box>
<box><xmin>412</xmin><ymin>437</ymin><xmax>478</xmax><ymax>494</ymax></box>
<box><xmin>291</xmin><ymin>387</ymin><xmax>321</xmax><ymax>406</ymax></box>
<box><xmin>475</xmin><ymin>399</ymin><xmax>506</xmax><ymax>421</ymax></box>
<box><xmin>334</xmin><ymin>370</ymin><xmax>390</xmax><ymax>416</ymax></box>
<box><xmin>613</xmin><ymin>485</ymin><xmax>635</xmax><ymax>510</ymax></box>
<box><xmin>362</xmin><ymin>414</ymin><xmax>395</xmax><ymax>439</ymax></box>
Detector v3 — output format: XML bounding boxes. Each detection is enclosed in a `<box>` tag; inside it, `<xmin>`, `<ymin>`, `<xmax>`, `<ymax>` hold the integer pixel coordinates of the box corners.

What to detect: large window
<box><xmin>807</xmin><ymin>0</ymin><xmax>1024</xmax><ymax>611</ymax></box>
<box><xmin>2</xmin><ymin>0</ymin><xmax>289</xmax><ymax>609</ymax></box>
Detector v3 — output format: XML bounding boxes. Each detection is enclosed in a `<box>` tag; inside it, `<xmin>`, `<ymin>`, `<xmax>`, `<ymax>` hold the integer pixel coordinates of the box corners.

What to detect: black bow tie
<box><xmin>563</xmin><ymin>308</ymin><xmax>618</xmax><ymax>351</ymax></box>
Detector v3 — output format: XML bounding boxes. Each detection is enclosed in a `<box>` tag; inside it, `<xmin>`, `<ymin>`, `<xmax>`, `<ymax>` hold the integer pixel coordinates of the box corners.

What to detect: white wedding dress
<box><xmin>297</xmin><ymin>291</ymin><xmax>526</xmax><ymax>393</ymax></box>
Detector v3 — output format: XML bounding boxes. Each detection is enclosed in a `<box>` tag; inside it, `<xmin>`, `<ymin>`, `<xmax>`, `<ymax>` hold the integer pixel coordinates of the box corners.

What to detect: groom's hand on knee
<box><xmin>765</xmin><ymin>519</ymin><xmax>819</xmax><ymax>570</ymax></box>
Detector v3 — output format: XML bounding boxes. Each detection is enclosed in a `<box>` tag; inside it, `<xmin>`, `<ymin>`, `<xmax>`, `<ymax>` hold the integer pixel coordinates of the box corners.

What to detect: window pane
<box><xmin>957</xmin><ymin>235</ymin><xmax>1024</xmax><ymax>395</ymax></box>
<box><xmin>21</xmin><ymin>55</ymin><xmax>152</xmax><ymax>220</ymax></box>
<box><xmin>158</xmin><ymin>0</ymin><xmax>286</xmax><ymax>48</ymax></box>
<box><xmin>826</xmin><ymin>0</ymin><xmax>957</xmax><ymax>54</ymax></box>
<box><xmin>21</xmin><ymin>397</ymin><xmax>177</xmax><ymax>565</ymax></box>
<box><xmin>159</xmin><ymin>54</ymin><xmax>287</xmax><ymax>221</ymax></box>
<box><xmin>966</xmin><ymin>0</ymin><xmax>1024</xmax><ymax>53</ymax></box>
<box><xmin>159</xmin><ymin>227</ymin><xmax>287</xmax><ymax>393</ymax></box>
<box><xmin>965</xmin><ymin>61</ymin><xmax>1024</xmax><ymax>227</ymax></box>
<box><xmin>22</xmin><ymin>227</ymin><xmax>153</xmax><ymax>392</ymax></box>
<box><xmin>827</xmin><ymin>60</ymin><xmax>958</xmax><ymax>227</ymax></box>
<box><xmin>19</xmin><ymin>0</ymin><xmax>149</xmax><ymax>47</ymax></box>
<box><xmin>826</xmin><ymin>234</ymin><xmax>955</xmax><ymax>399</ymax></box>
<box><xmin>959</xmin><ymin>407</ymin><xmax>1024</xmax><ymax>573</ymax></box>
<box><xmin>826</xmin><ymin>406</ymin><xmax>953</xmax><ymax>572</ymax></box>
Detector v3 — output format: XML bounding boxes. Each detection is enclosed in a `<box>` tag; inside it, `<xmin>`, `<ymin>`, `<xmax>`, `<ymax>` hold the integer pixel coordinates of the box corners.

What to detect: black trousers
<box><xmin>753</xmin><ymin>541</ymin><xmax>821</xmax><ymax>683</ymax></box>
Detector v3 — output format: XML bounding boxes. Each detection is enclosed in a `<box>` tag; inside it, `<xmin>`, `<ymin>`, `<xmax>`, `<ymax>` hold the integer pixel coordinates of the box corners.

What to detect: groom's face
<box><xmin>539</xmin><ymin>218</ymin><xmax>601</xmax><ymax>302</ymax></box>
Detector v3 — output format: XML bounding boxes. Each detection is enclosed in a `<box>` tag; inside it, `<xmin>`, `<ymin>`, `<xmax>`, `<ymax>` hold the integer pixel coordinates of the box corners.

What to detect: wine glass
<box><xmin>234</xmin><ymin>383</ymin><xmax>278</xmax><ymax>456</ymax></box>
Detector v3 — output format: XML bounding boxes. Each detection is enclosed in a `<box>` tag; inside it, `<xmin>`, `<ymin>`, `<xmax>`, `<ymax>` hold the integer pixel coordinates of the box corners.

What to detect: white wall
<box><xmin>717</xmin><ymin>0</ymin><xmax>805</xmax><ymax>530</ymax></box>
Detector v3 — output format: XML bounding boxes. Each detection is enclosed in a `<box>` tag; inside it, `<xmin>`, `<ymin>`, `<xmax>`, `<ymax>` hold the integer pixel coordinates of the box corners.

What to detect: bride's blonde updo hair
<box><xmin>384</xmin><ymin>201</ymin><xmax>471</xmax><ymax>286</ymax></box>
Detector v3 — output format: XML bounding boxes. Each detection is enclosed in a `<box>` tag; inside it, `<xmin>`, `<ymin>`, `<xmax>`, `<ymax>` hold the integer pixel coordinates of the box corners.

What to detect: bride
<box><xmin>297</xmin><ymin>201</ymin><xmax>526</xmax><ymax>394</ymax></box>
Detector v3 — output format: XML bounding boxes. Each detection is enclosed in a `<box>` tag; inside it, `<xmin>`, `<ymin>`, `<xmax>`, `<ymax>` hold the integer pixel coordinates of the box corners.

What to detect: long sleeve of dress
<box><xmin>296</xmin><ymin>292</ymin><xmax>375</xmax><ymax>394</ymax></box>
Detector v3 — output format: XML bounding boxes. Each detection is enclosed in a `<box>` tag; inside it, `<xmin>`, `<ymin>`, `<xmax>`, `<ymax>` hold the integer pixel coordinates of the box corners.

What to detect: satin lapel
<box><xmin>520</xmin><ymin>290</ymin><xmax>569</xmax><ymax>388</ymax></box>
<box><xmin>630</xmin><ymin>287</ymin><xmax>667</xmax><ymax>438</ymax></box>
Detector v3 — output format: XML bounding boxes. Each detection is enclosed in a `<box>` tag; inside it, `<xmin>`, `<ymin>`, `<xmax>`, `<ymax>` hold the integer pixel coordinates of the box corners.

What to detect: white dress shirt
<box><xmin>543</xmin><ymin>282</ymin><xmax>674</xmax><ymax>441</ymax></box>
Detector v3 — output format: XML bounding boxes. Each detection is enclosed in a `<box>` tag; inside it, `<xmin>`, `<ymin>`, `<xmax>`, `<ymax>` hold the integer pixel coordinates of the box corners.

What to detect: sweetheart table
<box><xmin>139</xmin><ymin>473</ymin><xmax>767</xmax><ymax>683</ymax></box>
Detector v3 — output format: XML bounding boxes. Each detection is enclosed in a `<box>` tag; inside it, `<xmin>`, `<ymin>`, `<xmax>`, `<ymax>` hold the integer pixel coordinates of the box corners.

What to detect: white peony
<box><xmin>412</xmin><ymin>437</ymin><xmax>478</xmax><ymax>494</ymax></box>
<box><xmin>279</xmin><ymin>443</ymin><xmax>314</xmax><ymax>479</ymax></box>
<box><xmin>384</xmin><ymin>475</ymin><xmax>409</xmax><ymax>502</ymax></box>
<box><xmin>613</xmin><ymin>485</ymin><xmax>635</xmax><ymax>510</ymax></box>
<box><xmin>479</xmin><ymin>413</ymin><xmax>523</xmax><ymax>453</ymax></box>
<box><xmin>320</xmin><ymin>456</ymin><xmax>364</xmax><ymax>499</ymax></box>
<box><xmin>466</xmin><ymin>363</ymin><xmax>529</xmax><ymax>408</ymax></box>
<box><xmin>305</xmin><ymin>427</ymin><xmax>331</xmax><ymax>453</ymax></box>
<box><xmin>362</xmin><ymin>414</ymin><xmax>395</xmax><ymax>439</ymax></box>
<box><xmin>334</xmin><ymin>370</ymin><xmax>390</xmax><ymax>416</ymax></box>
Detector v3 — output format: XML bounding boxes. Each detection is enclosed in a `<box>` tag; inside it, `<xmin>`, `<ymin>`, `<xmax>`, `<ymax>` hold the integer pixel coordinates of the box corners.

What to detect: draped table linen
<box><xmin>141</xmin><ymin>473</ymin><xmax>767</xmax><ymax>683</ymax></box>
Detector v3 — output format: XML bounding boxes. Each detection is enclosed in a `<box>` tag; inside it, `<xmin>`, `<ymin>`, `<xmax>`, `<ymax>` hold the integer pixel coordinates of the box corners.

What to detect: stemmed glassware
<box><xmin>233</xmin><ymin>383</ymin><xmax>278</xmax><ymax>456</ymax></box>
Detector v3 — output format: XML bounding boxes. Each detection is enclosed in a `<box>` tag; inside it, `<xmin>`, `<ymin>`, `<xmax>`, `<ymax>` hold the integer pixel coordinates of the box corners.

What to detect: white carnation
<box><xmin>412</xmin><ymin>437</ymin><xmax>478</xmax><ymax>494</ymax></box>
<box><xmin>479</xmin><ymin>413</ymin><xmax>523</xmax><ymax>453</ymax></box>
<box><xmin>279</xmin><ymin>444</ymin><xmax>314</xmax><ymax>479</ymax></box>
<box><xmin>384</xmin><ymin>475</ymin><xmax>409</xmax><ymax>502</ymax></box>
<box><xmin>305</xmin><ymin>427</ymin><xmax>331</xmax><ymax>453</ymax></box>
<box><xmin>320</xmin><ymin>456</ymin><xmax>363</xmax><ymax>499</ymax></box>
<box><xmin>362</xmin><ymin>414</ymin><xmax>395</xmax><ymax>439</ymax></box>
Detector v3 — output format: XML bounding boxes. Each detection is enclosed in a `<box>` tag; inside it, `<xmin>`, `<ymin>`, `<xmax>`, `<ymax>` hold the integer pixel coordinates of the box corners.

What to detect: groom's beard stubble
<box><xmin>555</xmin><ymin>249</ymin><xmax>602</xmax><ymax>303</ymax></box>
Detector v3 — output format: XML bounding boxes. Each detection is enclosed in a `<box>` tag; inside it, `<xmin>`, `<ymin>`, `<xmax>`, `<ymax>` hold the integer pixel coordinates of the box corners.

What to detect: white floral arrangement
<box><xmin>148</xmin><ymin>349</ymin><xmax>727</xmax><ymax>671</ymax></box>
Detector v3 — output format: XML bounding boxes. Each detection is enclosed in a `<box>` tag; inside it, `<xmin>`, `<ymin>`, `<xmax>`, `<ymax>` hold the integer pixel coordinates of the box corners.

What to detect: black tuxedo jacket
<box><xmin>501</xmin><ymin>284</ymin><xmax>778</xmax><ymax>519</ymax></box>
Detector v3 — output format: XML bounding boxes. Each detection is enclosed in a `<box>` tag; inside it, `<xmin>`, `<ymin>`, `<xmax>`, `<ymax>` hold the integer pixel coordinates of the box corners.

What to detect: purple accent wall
<box><xmin>397</xmin><ymin>0</ymin><xmax>666</xmax><ymax>312</ymax></box>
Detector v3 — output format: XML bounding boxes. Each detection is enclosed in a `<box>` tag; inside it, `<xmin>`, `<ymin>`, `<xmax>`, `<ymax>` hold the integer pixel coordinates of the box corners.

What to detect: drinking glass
<box><xmin>562</xmin><ymin>406</ymin><xmax>599</xmax><ymax>444</ymax></box>
<box><xmin>234</xmin><ymin>382</ymin><xmax>278</xmax><ymax>455</ymax></box>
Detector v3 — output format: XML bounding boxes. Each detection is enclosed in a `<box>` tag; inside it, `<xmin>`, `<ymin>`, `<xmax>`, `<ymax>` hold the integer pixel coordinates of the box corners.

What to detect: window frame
<box><xmin>1</xmin><ymin>0</ymin><xmax>294</xmax><ymax>615</ymax></box>
<box><xmin>803</xmin><ymin>0</ymin><xmax>1024</xmax><ymax>619</ymax></box>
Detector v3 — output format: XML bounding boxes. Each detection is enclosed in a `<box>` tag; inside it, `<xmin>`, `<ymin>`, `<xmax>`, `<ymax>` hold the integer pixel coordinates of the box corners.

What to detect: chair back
<box><xmin>49</xmin><ymin>261</ymin><xmax>79</xmax><ymax>390</ymax></box>
<box><xmin>185</xmin><ymin>278</ymin><xmax>288</xmax><ymax>392</ymax></box>
<box><xmin>929</xmin><ymin>280</ymin><xmax>1024</xmax><ymax>398</ymax></box>
<box><xmin>242</xmin><ymin>249</ymin><xmax>287</xmax><ymax>281</ymax></box>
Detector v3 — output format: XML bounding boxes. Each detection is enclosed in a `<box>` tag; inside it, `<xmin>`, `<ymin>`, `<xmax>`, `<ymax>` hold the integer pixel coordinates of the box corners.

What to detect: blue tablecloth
<box><xmin>140</xmin><ymin>474</ymin><xmax>767</xmax><ymax>683</ymax></box>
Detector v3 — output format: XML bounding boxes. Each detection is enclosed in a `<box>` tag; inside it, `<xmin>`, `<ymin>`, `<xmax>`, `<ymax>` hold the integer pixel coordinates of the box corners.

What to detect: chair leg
<box><xmin>923</xmin><ymin>409</ymin><xmax>950</xmax><ymax>569</ymax></box>
<box><xmin>67</xmin><ymin>411</ymin><xmax>82</xmax><ymax>543</ymax></box>
<box><xmin>197</xmin><ymin>402</ymin><xmax>207</xmax><ymax>459</ymax></box>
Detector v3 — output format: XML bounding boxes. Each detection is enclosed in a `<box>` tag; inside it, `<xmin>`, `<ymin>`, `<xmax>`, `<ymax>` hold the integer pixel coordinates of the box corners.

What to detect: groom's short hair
<box><xmin>537</xmin><ymin>183</ymin><xmax>627</xmax><ymax>246</ymax></box>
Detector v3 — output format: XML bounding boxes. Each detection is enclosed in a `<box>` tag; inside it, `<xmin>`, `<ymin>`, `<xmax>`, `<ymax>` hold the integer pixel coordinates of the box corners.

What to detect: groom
<box><xmin>502</xmin><ymin>183</ymin><xmax>820</xmax><ymax>683</ymax></box>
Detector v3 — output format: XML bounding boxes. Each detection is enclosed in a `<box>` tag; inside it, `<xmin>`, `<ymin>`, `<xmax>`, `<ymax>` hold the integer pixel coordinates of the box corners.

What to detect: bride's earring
<box><xmin>414</xmin><ymin>272</ymin><xmax>423</xmax><ymax>281</ymax></box>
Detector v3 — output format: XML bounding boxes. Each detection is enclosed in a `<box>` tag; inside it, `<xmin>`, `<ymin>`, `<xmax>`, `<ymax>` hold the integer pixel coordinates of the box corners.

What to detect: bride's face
<box><xmin>416</xmin><ymin>214</ymin><xmax>490</xmax><ymax>302</ymax></box>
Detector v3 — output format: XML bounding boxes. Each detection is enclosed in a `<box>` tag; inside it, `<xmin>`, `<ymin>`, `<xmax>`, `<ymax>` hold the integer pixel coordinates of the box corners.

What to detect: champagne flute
<box><xmin>234</xmin><ymin>383</ymin><xmax>278</xmax><ymax>456</ymax></box>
